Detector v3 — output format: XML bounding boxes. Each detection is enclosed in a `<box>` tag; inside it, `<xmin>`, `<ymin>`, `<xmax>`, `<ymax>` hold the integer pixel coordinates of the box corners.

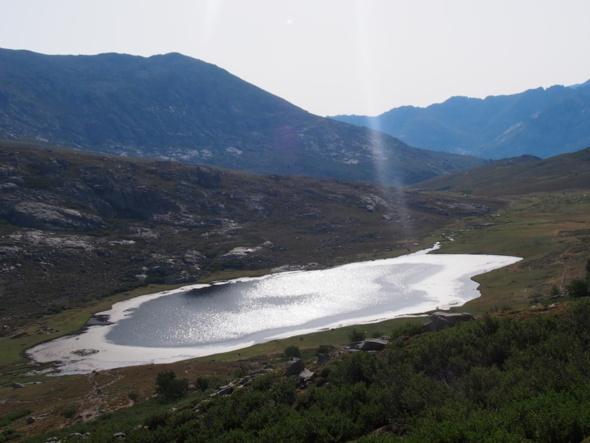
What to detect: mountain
<box><xmin>407</xmin><ymin>147</ymin><xmax>590</xmax><ymax>196</ymax></box>
<box><xmin>0</xmin><ymin>142</ymin><xmax>496</xmax><ymax>321</ymax></box>
<box><xmin>331</xmin><ymin>83</ymin><xmax>590</xmax><ymax>159</ymax></box>
<box><xmin>0</xmin><ymin>48</ymin><xmax>484</xmax><ymax>186</ymax></box>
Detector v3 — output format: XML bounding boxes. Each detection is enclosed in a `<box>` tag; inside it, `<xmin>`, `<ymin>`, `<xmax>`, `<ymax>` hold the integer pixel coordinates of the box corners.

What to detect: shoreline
<box><xmin>26</xmin><ymin>245</ymin><xmax>522</xmax><ymax>374</ymax></box>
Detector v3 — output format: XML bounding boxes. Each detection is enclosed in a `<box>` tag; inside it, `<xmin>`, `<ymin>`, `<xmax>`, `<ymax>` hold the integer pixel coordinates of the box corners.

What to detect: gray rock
<box><xmin>285</xmin><ymin>357</ymin><xmax>305</xmax><ymax>376</ymax></box>
<box><xmin>317</xmin><ymin>353</ymin><xmax>332</xmax><ymax>365</ymax></box>
<box><xmin>213</xmin><ymin>385</ymin><xmax>234</xmax><ymax>397</ymax></box>
<box><xmin>425</xmin><ymin>312</ymin><xmax>475</xmax><ymax>332</ymax></box>
<box><xmin>9</xmin><ymin>202</ymin><xmax>106</xmax><ymax>231</ymax></box>
<box><xmin>359</xmin><ymin>338</ymin><xmax>388</xmax><ymax>351</ymax></box>
<box><xmin>299</xmin><ymin>368</ymin><xmax>315</xmax><ymax>382</ymax></box>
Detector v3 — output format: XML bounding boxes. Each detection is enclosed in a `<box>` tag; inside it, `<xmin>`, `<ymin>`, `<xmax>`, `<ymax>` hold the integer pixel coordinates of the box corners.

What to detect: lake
<box><xmin>26</xmin><ymin>245</ymin><xmax>521</xmax><ymax>374</ymax></box>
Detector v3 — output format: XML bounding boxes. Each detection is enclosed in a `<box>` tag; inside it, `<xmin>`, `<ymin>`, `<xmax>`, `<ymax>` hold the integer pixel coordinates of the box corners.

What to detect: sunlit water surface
<box><xmin>26</xmin><ymin>246</ymin><xmax>522</xmax><ymax>373</ymax></box>
<box><xmin>106</xmin><ymin>262</ymin><xmax>436</xmax><ymax>347</ymax></box>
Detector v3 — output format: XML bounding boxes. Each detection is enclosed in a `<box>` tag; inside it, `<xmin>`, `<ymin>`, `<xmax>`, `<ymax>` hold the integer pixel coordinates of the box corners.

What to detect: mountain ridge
<box><xmin>331</xmin><ymin>82</ymin><xmax>590</xmax><ymax>159</ymax></box>
<box><xmin>0</xmin><ymin>48</ymin><xmax>484</xmax><ymax>186</ymax></box>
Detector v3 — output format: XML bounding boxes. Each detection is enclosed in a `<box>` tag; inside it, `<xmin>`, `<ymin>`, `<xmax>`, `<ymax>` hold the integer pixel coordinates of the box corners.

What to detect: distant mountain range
<box><xmin>331</xmin><ymin>81</ymin><xmax>590</xmax><ymax>159</ymax></box>
<box><xmin>0</xmin><ymin>48</ymin><xmax>484</xmax><ymax>186</ymax></box>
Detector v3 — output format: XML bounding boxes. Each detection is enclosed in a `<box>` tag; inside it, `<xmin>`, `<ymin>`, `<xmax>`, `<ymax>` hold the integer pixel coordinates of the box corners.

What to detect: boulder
<box><xmin>285</xmin><ymin>357</ymin><xmax>305</xmax><ymax>376</ymax></box>
<box><xmin>299</xmin><ymin>368</ymin><xmax>315</xmax><ymax>383</ymax></box>
<box><xmin>424</xmin><ymin>312</ymin><xmax>475</xmax><ymax>332</ymax></box>
<box><xmin>359</xmin><ymin>338</ymin><xmax>388</xmax><ymax>351</ymax></box>
<box><xmin>317</xmin><ymin>353</ymin><xmax>332</xmax><ymax>365</ymax></box>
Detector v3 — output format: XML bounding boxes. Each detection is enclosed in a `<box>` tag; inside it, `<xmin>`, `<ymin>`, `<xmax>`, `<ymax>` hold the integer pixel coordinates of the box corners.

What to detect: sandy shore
<box><xmin>27</xmin><ymin>245</ymin><xmax>521</xmax><ymax>374</ymax></box>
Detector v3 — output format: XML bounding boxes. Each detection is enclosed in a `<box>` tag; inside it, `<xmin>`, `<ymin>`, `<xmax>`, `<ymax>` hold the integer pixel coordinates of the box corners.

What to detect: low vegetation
<box><xmin>1</xmin><ymin>145</ymin><xmax>589</xmax><ymax>441</ymax></box>
<box><xmin>10</xmin><ymin>300</ymin><xmax>590</xmax><ymax>442</ymax></box>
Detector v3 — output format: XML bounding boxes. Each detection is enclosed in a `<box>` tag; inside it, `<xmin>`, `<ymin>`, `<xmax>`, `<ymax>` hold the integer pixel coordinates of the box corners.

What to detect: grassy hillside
<box><xmin>1</xmin><ymin>145</ymin><xmax>589</xmax><ymax>441</ymax></box>
<box><xmin>408</xmin><ymin>147</ymin><xmax>590</xmax><ymax>196</ymax></box>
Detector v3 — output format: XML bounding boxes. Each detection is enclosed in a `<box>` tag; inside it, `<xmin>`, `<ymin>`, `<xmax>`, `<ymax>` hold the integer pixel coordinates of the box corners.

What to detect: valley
<box><xmin>0</xmin><ymin>143</ymin><xmax>589</xmax><ymax>441</ymax></box>
<box><xmin>0</xmin><ymin>48</ymin><xmax>589</xmax><ymax>442</ymax></box>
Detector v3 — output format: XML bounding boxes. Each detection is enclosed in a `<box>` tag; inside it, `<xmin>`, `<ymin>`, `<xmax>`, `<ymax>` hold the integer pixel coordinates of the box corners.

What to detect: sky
<box><xmin>1</xmin><ymin>0</ymin><xmax>590</xmax><ymax>117</ymax></box>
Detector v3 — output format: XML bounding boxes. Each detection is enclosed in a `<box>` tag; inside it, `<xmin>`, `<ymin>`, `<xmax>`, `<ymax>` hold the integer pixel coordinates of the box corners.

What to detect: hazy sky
<box><xmin>1</xmin><ymin>0</ymin><xmax>589</xmax><ymax>116</ymax></box>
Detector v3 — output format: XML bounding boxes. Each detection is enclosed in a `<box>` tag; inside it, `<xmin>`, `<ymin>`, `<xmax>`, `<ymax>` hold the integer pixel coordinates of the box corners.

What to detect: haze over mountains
<box><xmin>0</xmin><ymin>48</ymin><xmax>484</xmax><ymax>187</ymax></box>
<box><xmin>331</xmin><ymin>80</ymin><xmax>590</xmax><ymax>159</ymax></box>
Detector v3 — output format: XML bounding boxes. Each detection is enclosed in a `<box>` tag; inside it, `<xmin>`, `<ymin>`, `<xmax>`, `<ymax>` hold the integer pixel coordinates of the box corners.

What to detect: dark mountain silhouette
<box><xmin>331</xmin><ymin>83</ymin><xmax>590</xmax><ymax>159</ymax></box>
<box><xmin>0</xmin><ymin>48</ymin><xmax>483</xmax><ymax>186</ymax></box>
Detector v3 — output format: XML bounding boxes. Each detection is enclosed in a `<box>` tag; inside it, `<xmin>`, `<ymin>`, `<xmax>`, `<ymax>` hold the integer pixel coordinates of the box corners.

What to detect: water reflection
<box><xmin>106</xmin><ymin>263</ymin><xmax>437</xmax><ymax>347</ymax></box>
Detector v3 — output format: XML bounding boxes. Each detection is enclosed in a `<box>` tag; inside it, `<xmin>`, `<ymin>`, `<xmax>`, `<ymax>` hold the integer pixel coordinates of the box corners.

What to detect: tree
<box><xmin>566</xmin><ymin>278</ymin><xmax>589</xmax><ymax>298</ymax></box>
<box><xmin>348</xmin><ymin>328</ymin><xmax>366</xmax><ymax>342</ymax></box>
<box><xmin>283</xmin><ymin>345</ymin><xmax>301</xmax><ymax>359</ymax></box>
<box><xmin>156</xmin><ymin>371</ymin><xmax>188</xmax><ymax>402</ymax></box>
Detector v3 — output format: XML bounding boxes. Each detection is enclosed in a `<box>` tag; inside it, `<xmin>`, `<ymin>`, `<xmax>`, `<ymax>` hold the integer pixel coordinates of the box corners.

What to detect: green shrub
<box><xmin>317</xmin><ymin>344</ymin><xmax>334</xmax><ymax>355</ymax></box>
<box><xmin>61</xmin><ymin>405</ymin><xmax>77</xmax><ymax>419</ymax></box>
<box><xmin>155</xmin><ymin>371</ymin><xmax>188</xmax><ymax>402</ymax></box>
<box><xmin>348</xmin><ymin>328</ymin><xmax>366</xmax><ymax>342</ymax></box>
<box><xmin>566</xmin><ymin>278</ymin><xmax>589</xmax><ymax>298</ymax></box>
<box><xmin>283</xmin><ymin>345</ymin><xmax>301</xmax><ymax>359</ymax></box>
<box><xmin>195</xmin><ymin>376</ymin><xmax>210</xmax><ymax>392</ymax></box>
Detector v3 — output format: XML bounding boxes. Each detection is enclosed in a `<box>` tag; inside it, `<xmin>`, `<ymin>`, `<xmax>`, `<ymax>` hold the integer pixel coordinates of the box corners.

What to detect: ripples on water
<box><xmin>106</xmin><ymin>262</ymin><xmax>438</xmax><ymax>347</ymax></box>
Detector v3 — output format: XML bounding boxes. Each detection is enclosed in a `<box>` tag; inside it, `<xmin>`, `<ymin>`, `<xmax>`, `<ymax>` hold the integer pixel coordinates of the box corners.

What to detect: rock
<box><xmin>424</xmin><ymin>312</ymin><xmax>475</xmax><ymax>332</ymax></box>
<box><xmin>66</xmin><ymin>433</ymin><xmax>86</xmax><ymax>440</ymax></box>
<box><xmin>285</xmin><ymin>357</ymin><xmax>305</xmax><ymax>376</ymax></box>
<box><xmin>26</xmin><ymin>416</ymin><xmax>36</xmax><ymax>424</ymax></box>
<box><xmin>8</xmin><ymin>202</ymin><xmax>106</xmax><ymax>231</ymax></box>
<box><xmin>299</xmin><ymin>368</ymin><xmax>315</xmax><ymax>382</ymax></box>
<box><xmin>317</xmin><ymin>353</ymin><xmax>332</xmax><ymax>365</ymax></box>
<box><xmin>113</xmin><ymin>432</ymin><xmax>126</xmax><ymax>439</ymax></box>
<box><xmin>213</xmin><ymin>385</ymin><xmax>234</xmax><ymax>397</ymax></box>
<box><xmin>12</xmin><ymin>382</ymin><xmax>25</xmax><ymax>389</ymax></box>
<box><xmin>359</xmin><ymin>338</ymin><xmax>389</xmax><ymax>351</ymax></box>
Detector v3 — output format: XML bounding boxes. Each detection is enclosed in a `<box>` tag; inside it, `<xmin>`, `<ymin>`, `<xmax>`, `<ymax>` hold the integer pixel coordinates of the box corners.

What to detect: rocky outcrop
<box><xmin>424</xmin><ymin>312</ymin><xmax>475</xmax><ymax>332</ymax></box>
<box><xmin>285</xmin><ymin>358</ymin><xmax>306</xmax><ymax>377</ymax></box>
<box><xmin>6</xmin><ymin>201</ymin><xmax>106</xmax><ymax>231</ymax></box>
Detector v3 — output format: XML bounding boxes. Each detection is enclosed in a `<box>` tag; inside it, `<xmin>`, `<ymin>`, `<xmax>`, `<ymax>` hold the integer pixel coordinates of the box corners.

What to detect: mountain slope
<box><xmin>0</xmin><ymin>48</ymin><xmax>484</xmax><ymax>186</ymax></box>
<box><xmin>332</xmin><ymin>84</ymin><xmax>590</xmax><ymax>159</ymax></box>
<box><xmin>407</xmin><ymin>147</ymin><xmax>590</xmax><ymax>196</ymax></box>
<box><xmin>0</xmin><ymin>142</ymin><xmax>497</xmax><ymax>321</ymax></box>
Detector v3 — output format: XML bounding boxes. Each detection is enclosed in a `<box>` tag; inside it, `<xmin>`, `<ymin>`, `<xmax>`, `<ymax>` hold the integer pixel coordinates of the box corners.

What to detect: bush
<box><xmin>156</xmin><ymin>371</ymin><xmax>189</xmax><ymax>402</ymax></box>
<box><xmin>317</xmin><ymin>344</ymin><xmax>334</xmax><ymax>355</ymax></box>
<box><xmin>283</xmin><ymin>345</ymin><xmax>301</xmax><ymax>359</ymax></box>
<box><xmin>195</xmin><ymin>376</ymin><xmax>210</xmax><ymax>392</ymax></box>
<box><xmin>566</xmin><ymin>278</ymin><xmax>589</xmax><ymax>298</ymax></box>
<box><xmin>348</xmin><ymin>328</ymin><xmax>366</xmax><ymax>342</ymax></box>
<box><xmin>61</xmin><ymin>405</ymin><xmax>78</xmax><ymax>419</ymax></box>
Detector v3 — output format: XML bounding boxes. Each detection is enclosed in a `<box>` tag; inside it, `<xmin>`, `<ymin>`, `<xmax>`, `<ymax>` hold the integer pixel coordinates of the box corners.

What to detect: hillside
<box><xmin>0</xmin><ymin>48</ymin><xmax>484</xmax><ymax>186</ymax></box>
<box><xmin>331</xmin><ymin>83</ymin><xmax>590</xmax><ymax>159</ymax></box>
<box><xmin>2</xmin><ymin>145</ymin><xmax>590</xmax><ymax>442</ymax></box>
<box><xmin>407</xmin><ymin>147</ymin><xmax>590</xmax><ymax>196</ymax></box>
<box><xmin>0</xmin><ymin>142</ymin><xmax>496</xmax><ymax>324</ymax></box>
